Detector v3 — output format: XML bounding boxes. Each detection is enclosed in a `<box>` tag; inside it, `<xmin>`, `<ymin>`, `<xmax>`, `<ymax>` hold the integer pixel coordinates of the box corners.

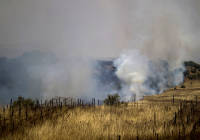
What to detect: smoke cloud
<box><xmin>0</xmin><ymin>0</ymin><xmax>200</xmax><ymax>103</ymax></box>
<box><xmin>112</xmin><ymin>0</ymin><xmax>200</xmax><ymax>99</ymax></box>
<box><xmin>114</xmin><ymin>49</ymin><xmax>185</xmax><ymax>100</ymax></box>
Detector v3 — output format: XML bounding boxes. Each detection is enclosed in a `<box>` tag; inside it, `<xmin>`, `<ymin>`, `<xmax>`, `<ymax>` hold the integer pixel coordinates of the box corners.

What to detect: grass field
<box><xmin>1</xmin><ymin>80</ymin><xmax>200</xmax><ymax>140</ymax></box>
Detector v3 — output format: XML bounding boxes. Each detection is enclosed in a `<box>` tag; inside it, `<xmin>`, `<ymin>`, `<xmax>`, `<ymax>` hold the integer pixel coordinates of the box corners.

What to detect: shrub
<box><xmin>104</xmin><ymin>93</ymin><xmax>120</xmax><ymax>105</ymax></box>
<box><xmin>181</xmin><ymin>85</ymin><xmax>186</xmax><ymax>88</ymax></box>
<box><xmin>13</xmin><ymin>96</ymin><xmax>35</xmax><ymax>107</ymax></box>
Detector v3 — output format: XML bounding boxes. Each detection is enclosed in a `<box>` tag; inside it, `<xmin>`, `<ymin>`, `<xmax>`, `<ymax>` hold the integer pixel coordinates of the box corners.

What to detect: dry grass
<box><xmin>2</xmin><ymin>80</ymin><xmax>200</xmax><ymax>140</ymax></box>
<box><xmin>17</xmin><ymin>106</ymin><xmax>179</xmax><ymax>140</ymax></box>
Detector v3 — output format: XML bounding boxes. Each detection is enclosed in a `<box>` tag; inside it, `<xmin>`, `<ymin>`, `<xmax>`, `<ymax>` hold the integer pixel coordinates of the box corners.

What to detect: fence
<box><xmin>0</xmin><ymin>97</ymin><xmax>104</xmax><ymax>136</ymax></box>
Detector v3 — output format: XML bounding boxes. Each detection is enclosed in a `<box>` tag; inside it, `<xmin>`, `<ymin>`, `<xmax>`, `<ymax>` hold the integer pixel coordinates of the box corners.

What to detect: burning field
<box><xmin>1</xmin><ymin>0</ymin><xmax>200</xmax><ymax>139</ymax></box>
<box><xmin>0</xmin><ymin>81</ymin><xmax>200</xmax><ymax>140</ymax></box>
<box><xmin>0</xmin><ymin>64</ymin><xmax>200</xmax><ymax>140</ymax></box>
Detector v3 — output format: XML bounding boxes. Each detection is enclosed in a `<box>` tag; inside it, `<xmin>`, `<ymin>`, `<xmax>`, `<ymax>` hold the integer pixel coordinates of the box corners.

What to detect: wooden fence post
<box><xmin>156</xmin><ymin>134</ymin><xmax>159</xmax><ymax>140</ymax></box>
<box><xmin>136</xmin><ymin>131</ymin><xmax>139</xmax><ymax>140</ymax></box>
<box><xmin>118</xmin><ymin>135</ymin><xmax>121</xmax><ymax>140</ymax></box>
<box><xmin>18</xmin><ymin>102</ymin><xmax>21</xmax><ymax>119</ymax></box>
<box><xmin>60</xmin><ymin>102</ymin><xmax>62</xmax><ymax>110</ymax></box>
<box><xmin>12</xmin><ymin>120</ymin><xmax>14</xmax><ymax>134</ymax></box>
<box><xmin>196</xmin><ymin>96</ymin><xmax>198</xmax><ymax>106</ymax></box>
<box><xmin>40</xmin><ymin>109</ymin><xmax>43</xmax><ymax>120</ymax></box>
<box><xmin>10</xmin><ymin>99</ymin><xmax>13</xmax><ymax>109</ymax></box>
<box><xmin>25</xmin><ymin>104</ymin><xmax>28</xmax><ymax>121</ymax></box>
<box><xmin>173</xmin><ymin>112</ymin><xmax>177</xmax><ymax>125</ymax></box>
<box><xmin>59</xmin><ymin>97</ymin><xmax>61</xmax><ymax>107</ymax></box>
<box><xmin>154</xmin><ymin>112</ymin><xmax>156</xmax><ymax>126</ymax></box>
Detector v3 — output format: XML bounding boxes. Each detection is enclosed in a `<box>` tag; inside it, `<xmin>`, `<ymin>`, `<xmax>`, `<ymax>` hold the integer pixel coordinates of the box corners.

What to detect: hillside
<box><xmin>0</xmin><ymin>61</ymin><xmax>200</xmax><ymax>140</ymax></box>
<box><xmin>0</xmin><ymin>80</ymin><xmax>199</xmax><ymax>139</ymax></box>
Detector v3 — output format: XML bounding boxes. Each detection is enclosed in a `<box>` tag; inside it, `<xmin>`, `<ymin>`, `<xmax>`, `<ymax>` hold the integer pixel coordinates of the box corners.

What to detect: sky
<box><xmin>0</xmin><ymin>0</ymin><xmax>200</xmax><ymax>103</ymax></box>
<box><xmin>0</xmin><ymin>0</ymin><xmax>199</xmax><ymax>61</ymax></box>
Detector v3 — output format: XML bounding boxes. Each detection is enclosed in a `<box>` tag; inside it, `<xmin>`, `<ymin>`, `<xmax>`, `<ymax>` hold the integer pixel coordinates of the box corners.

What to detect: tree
<box><xmin>104</xmin><ymin>93</ymin><xmax>120</xmax><ymax>105</ymax></box>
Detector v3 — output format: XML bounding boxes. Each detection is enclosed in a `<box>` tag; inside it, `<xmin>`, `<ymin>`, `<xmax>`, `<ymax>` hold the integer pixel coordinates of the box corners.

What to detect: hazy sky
<box><xmin>0</xmin><ymin>0</ymin><xmax>200</xmax><ymax>60</ymax></box>
<box><xmin>0</xmin><ymin>0</ymin><xmax>200</xmax><ymax>103</ymax></box>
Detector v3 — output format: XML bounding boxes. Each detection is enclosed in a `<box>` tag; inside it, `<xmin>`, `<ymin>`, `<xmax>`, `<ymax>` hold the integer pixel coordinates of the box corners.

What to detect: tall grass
<box><xmin>2</xmin><ymin>81</ymin><xmax>200</xmax><ymax>140</ymax></box>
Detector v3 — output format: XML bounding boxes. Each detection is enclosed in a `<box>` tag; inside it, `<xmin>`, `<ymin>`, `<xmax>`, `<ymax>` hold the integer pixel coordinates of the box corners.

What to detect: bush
<box><xmin>104</xmin><ymin>93</ymin><xmax>120</xmax><ymax>105</ymax></box>
<box><xmin>13</xmin><ymin>96</ymin><xmax>35</xmax><ymax>107</ymax></box>
<box><xmin>181</xmin><ymin>85</ymin><xmax>186</xmax><ymax>88</ymax></box>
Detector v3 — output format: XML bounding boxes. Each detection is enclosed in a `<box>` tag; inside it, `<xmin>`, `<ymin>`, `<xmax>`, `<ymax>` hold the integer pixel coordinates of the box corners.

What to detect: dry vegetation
<box><xmin>0</xmin><ymin>80</ymin><xmax>200</xmax><ymax>140</ymax></box>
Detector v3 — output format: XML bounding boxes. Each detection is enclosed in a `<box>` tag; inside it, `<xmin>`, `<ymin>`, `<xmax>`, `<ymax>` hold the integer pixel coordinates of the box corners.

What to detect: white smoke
<box><xmin>114</xmin><ymin>50</ymin><xmax>150</xmax><ymax>99</ymax></box>
<box><xmin>0</xmin><ymin>0</ymin><xmax>200</xmax><ymax>103</ymax></box>
<box><xmin>40</xmin><ymin>58</ymin><xmax>96</xmax><ymax>99</ymax></box>
<box><xmin>114</xmin><ymin>15</ymin><xmax>189</xmax><ymax>100</ymax></box>
<box><xmin>114</xmin><ymin>49</ymin><xmax>185</xmax><ymax>100</ymax></box>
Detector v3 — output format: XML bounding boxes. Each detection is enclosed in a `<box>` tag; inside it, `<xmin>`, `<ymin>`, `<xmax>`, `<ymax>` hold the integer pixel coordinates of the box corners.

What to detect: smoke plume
<box><xmin>114</xmin><ymin>49</ymin><xmax>185</xmax><ymax>100</ymax></box>
<box><xmin>114</xmin><ymin>17</ymin><xmax>188</xmax><ymax>100</ymax></box>
<box><xmin>0</xmin><ymin>0</ymin><xmax>200</xmax><ymax>103</ymax></box>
